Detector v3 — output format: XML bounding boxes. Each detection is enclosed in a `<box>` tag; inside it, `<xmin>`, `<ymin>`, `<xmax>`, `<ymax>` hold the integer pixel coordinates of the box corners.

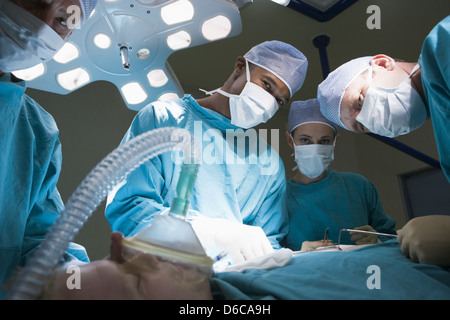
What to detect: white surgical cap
<box><xmin>244</xmin><ymin>40</ymin><xmax>308</xmax><ymax>98</ymax></box>
<box><xmin>288</xmin><ymin>98</ymin><xmax>338</xmax><ymax>134</ymax></box>
<box><xmin>317</xmin><ymin>56</ymin><xmax>372</xmax><ymax>129</ymax></box>
<box><xmin>79</xmin><ymin>0</ymin><xmax>97</xmax><ymax>22</ymax></box>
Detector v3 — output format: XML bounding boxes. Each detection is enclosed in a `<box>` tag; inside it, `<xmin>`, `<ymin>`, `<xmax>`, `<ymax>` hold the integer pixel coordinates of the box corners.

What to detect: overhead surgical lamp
<box><xmin>270</xmin><ymin>0</ymin><xmax>358</xmax><ymax>22</ymax></box>
<box><xmin>12</xmin><ymin>0</ymin><xmax>243</xmax><ymax>111</ymax></box>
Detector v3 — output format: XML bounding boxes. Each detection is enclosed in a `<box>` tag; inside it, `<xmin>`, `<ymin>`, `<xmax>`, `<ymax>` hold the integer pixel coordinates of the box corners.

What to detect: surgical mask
<box><xmin>356</xmin><ymin>64</ymin><xmax>427</xmax><ymax>138</ymax></box>
<box><xmin>201</xmin><ymin>59</ymin><xmax>279</xmax><ymax>129</ymax></box>
<box><xmin>292</xmin><ymin>136</ymin><xmax>335</xmax><ymax>179</ymax></box>
<box><xmin>0</xmin><ymin>0</ymin><xmax>65</xmax><ymax>72</ymax></box>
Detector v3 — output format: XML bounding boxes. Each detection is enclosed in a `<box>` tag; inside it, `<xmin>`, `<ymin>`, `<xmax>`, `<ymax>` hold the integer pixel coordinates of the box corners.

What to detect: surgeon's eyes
<box><xmin>52</xmin><ymin>13</ymin><xmax>74</xmax><ymax>39</ymax></box>
<box><xmin>276</xmin><ymin>98</ymin><xmax>284</xmax><ymax>106</ymax></box>
<box><xmin>299</xmin><ymin>137</ymin><xmax>310</xmax><ymax>144</ymax></box>
<box><xmin>52</xmin><ymin>16</ymin><xmax>69</xmax><ymax>36</ymax></box>
<box><xmin>56</xmin><ymin>17</ymin><xmax>68</xmax><ymax>27</ymax></box>
<box><xmin>262</xmin><ymin>81</ymin><xmax>284</xmax><ymax>106</ymax></box>
<box><xmin>358</xmin><ymin>93</ymin><xmax>364</xmax><ymax>108</ymax></box>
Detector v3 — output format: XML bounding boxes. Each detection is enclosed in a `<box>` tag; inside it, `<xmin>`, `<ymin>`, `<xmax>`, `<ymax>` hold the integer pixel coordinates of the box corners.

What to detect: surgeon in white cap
<box><xmin>106</xmin><ymin>41</ymin><xmax>308</xmax><ymax>265</ymax></box>
<box><xmin>284</xmin><ymin>98</ymin><xmax>396</xmax><ymax>251</ymax></box>
<box><xmin>0</xmin><ymin>0</ymin><xmax>97</xmax><ymax>294</ymax></box>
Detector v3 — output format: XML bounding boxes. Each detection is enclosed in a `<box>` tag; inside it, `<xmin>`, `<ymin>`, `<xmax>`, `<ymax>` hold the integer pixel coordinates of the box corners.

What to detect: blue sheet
<box><xmin>210</xmin><ymin>240</ymin><xmax>450</xmax><ymax>299</ymax></box>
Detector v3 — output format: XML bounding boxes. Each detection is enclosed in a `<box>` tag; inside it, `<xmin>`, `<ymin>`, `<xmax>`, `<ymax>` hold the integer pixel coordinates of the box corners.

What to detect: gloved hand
<box><xmin>397</xmin><ymin>215</ymin><xmax>450</xmax><ymax>267</ymax></box>
<box><xmin>191</xmin><ymin>215</ymin><xmax>274</xmax><ymax>264</ymax></box>
<box><xmin>350</xmin><ymin>225</ymin><xmax>379</xmax><ymax>244</ymax></box>
<box><xmin>300</xmin><ymin>240</ymin><xmax>334</xmax><ymax>251</ymax></box>
<box><xmin>218</xmin><ymin>248</ymin><xmax>293</xmax><ymax>273</ymax></box>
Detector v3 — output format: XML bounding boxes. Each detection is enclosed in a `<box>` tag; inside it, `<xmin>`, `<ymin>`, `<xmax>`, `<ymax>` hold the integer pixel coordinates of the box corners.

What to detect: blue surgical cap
<box><xmin>317</xmin><ymin>56</ymin><xmax>372</xmax><ymax>129</ymax></box>
<box><xmin>244</xmin><ymin>40</ymin><xmax>308</xmax><ymax>98</ymax></box>
<box><xmin>79</xmin><ymin>0</ymin><xmax>97</xmax><ymax>22</ymax></box>
<box><xmin>288</xmin><ymin>98</ymin><xmax>338</xmax><ymax>134</ymax></box>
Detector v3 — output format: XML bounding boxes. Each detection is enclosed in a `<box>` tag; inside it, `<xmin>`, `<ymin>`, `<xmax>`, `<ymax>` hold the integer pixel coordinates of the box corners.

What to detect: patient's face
<box><xmin>48</xmin><ymin>234</ymin><xmax>213</xmax><ymax>300</ymax></box>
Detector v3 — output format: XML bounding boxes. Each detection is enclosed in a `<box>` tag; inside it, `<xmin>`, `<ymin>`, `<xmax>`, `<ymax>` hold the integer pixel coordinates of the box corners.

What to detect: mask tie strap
<box><xmin>367</xmin><ymin>65</ymin><xmax>373</xmax><ymax>86</ymax></box>
<box><xmin>245</xmin><ymin>59</ymin><xmax>251</xmax><ymax>82</ymax></box>
<box><xmin>290</xmin><ymin>134</ymin><xmax>298</xmax><ymax>171</ymax></box>
<box><xmin>409</xmin><ymin>63</ymin><xmax>420</xmax><ymax>79</ymax></box>
<box><xmin>199</xmin><ymin>88</ymin><xmax>233</xmax><ymax>98</ymax></box>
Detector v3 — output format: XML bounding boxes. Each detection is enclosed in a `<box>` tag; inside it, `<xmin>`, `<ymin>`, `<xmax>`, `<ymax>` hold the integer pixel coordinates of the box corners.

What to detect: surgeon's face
<box><xmin>340</xmin><ymin>55</ymin><xmax>411</xmax><ymax>132</ymax></box>
<box><xmin>11</xmin><ymin>0</ymin><xmax>82</xmax><ymax>39</ymax></box>
<box><xmin>229</xmin><ymin>57</ymin><xmax>290</xmax><ymax>108</ymax></box>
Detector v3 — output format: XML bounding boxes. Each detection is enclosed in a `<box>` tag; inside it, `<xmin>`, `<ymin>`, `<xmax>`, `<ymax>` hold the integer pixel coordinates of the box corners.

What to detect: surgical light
<box><xmin>161</xmin><ymin>0</ymin><xmax>194</xmax><ymax>25</ymax></box>
<box><xmin>12</xmin><ymin>63</ymin><xmax>45</xmax><ymax>82</ymax></box>
<box><xmin>202</xmin><ymin>15</ymin><xmax>232</xmax><ymax>41</ymax></box>
<box><xmin>57</xmin><ymin>68</ymin><xmax>90</xmax><ymax>91</ymax></box>
<box><xmin>167</xmin><ymin>31</ymin><xmax>192</xmax><ymax>50</ymax></box>
<box><xmin>121</xmin><ymin>82</ymin><xmax>148</xmax><ymax>105</ymax></box>
<box><xmin>12</xmin><ymin>0</ymin><xmax>243</xmax><ymax>111</ymax></box>
<box><xmin>53</xmin><ymin>43</ymin><xmax>80</xmax><ymax>64</ymax></box>
<box><xmin>270</xmin><ymin>0</ymin><xmax>358</xmax><ymax>22</ymax></box>
<box><xmin>159</xmin><ymin>92</ymin><xmax>179</xmax><ymax>101</ymax></box>
<box><xmin>147</xmin><ymin>69</ymin><xmax>169</xmax><ymax>87</ymax></box>
<box><xmin>93</xmin><ymin>33</ymin><xmax>112</xmax><ymax>49</ymax></box>
<box><xmin>271</xmin><ymin>0</ymin><xmax>290</xmax><ymax>5</ymax></box>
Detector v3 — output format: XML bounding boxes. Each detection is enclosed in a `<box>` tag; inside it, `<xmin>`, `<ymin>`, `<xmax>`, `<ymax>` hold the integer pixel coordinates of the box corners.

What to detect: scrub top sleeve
<box><xmin>419</xmin><ymin>16</ymin><xmax>450</xmax><ymax>182</ymax></box>
<box><xmin>250</xmin><ymin>167</ymin><xmax>288</xmax><ymax>249</ymax></box>
<box><xmin>20</xmin><ymin>140</ymin><xmax>64</xmax><ymax>260</ymax></box>
<box><xmin>20</xmin><ymin>116</ymin><xmax>89</xmax><ymax>265</ymax></box>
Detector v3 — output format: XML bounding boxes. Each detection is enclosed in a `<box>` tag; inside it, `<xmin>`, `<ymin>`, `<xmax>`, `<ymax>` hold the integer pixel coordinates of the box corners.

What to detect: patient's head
<box><xmin>44</xmin><ymin>232</ymin><xmax>213</xmax><ymax>300</ymax></box>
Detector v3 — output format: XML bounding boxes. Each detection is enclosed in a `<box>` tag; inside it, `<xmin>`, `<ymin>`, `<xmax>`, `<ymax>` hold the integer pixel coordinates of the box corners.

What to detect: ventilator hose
<box><xmin>6</xmin><ymin>127</ymin><xmax>200</xmax><ymax>300</ymax></box>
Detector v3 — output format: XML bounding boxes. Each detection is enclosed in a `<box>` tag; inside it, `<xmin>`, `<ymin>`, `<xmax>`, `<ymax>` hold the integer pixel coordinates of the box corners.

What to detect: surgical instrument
<box><xmin>337</xmin><ymin>228</ymin><xmax>397</xmax><ymax>250</ymax></box>
<box><xmin>322</xmin><ymin>227</ymin><xmax>329</xmax><ymax>246</ymax></box>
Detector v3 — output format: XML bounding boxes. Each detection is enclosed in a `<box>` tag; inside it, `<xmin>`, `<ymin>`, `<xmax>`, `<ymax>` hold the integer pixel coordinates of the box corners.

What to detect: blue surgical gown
<box><xmin>284</xmin><ymin>170</ymin><xmax>396</xmax><ymax>250</ymax></box>
<box><xmin>419</xmin><ymin>15</ymin><xmax>450</xmax><ymax>182</ymax></box>
<box><xmin>0</xmin><ymin>73</ymin><xmax>89</xmax><ymax>292</ymax></box>
<box><xmin>105</xmin><ymin>95</ymin><xmax>288</xmax><ymax>248</ymax></box>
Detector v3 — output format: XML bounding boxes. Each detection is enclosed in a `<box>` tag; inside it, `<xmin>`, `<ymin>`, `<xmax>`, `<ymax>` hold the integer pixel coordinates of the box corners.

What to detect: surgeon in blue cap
<box><xmin>316</xmin><ymin>16</ymin><xmax>450</xmax><ymax>266</ymax></box>
<box><xmin>106</xmin><ymin>40</ymin><xmax>308</xmax><ymax>265</ymax></box>
<box><xmin>0</xmin><ymin>0</ymin><xmax>97</xmax><ymax>292</ymax></box>
<box><xmin>284</xmin><ymin>99</ymin><xmax>396</xmax><ymax>251</ymax></box>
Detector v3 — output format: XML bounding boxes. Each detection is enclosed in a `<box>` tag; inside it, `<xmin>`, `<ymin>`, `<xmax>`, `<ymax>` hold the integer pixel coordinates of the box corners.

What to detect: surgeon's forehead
<box><xmin>340</xmin><ymin>71</ymin><xmax>369</xmax><ymax>109</ymax></box>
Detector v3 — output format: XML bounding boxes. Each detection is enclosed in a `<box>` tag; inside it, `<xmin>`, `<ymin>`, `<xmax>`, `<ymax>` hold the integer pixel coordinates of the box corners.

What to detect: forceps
<box><xmin>322</xmin><ymin>227</ymin><xmax>329</xmax><ymax>246</ymax></box>
<box><xmin>337</xmin><ymin>228</ymin><xmax>398</xmax><ymax>250</ymax></box>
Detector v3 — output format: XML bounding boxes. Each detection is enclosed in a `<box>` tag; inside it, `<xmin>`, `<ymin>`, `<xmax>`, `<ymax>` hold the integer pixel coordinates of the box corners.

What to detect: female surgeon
<box><xmin>0</xmin><ymin>0</ymin><xmax>97</xmax><ymax>294</ymax></box>
<box><xmin>283</xmin><ymin>99</ymin><xmax>396</xmax><ymax>251</ymax></box>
